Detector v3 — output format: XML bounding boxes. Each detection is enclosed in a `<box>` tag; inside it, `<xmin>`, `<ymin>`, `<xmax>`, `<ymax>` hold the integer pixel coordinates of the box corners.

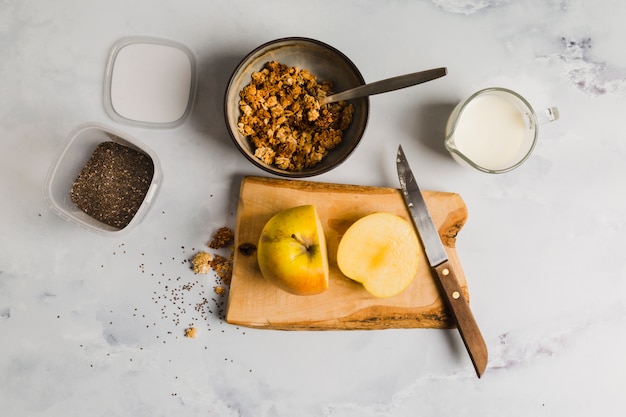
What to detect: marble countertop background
<box><xmin>1</xmin><ymin>0</ymin><xmax>625</xmax><ymax>416</ymax></box>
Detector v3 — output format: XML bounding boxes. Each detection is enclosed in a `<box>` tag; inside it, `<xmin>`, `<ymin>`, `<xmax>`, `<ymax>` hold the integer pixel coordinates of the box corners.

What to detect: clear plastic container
<box><xmin>44</xmin><ymin>122</ymin><xmax>163</xmax><ymax>236</ymax></box>
<box><xmin>103</xmin><ymin>36</ymin><xmax>197</xmax><ymax>128</ymax></box>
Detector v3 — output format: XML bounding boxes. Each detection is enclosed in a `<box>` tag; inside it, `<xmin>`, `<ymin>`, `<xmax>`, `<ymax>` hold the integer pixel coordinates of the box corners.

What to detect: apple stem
<box><xmin>291</xmin><ymin>233</ymin><xmax>309</xmax><ymax>249</ymax></box>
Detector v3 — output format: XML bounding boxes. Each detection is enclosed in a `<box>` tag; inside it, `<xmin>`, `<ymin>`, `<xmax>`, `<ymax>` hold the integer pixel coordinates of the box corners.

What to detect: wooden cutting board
<box><xmin>225</xmin><ymin>176</ymin><xmax>470</xmax><ymax>330</ymax></box>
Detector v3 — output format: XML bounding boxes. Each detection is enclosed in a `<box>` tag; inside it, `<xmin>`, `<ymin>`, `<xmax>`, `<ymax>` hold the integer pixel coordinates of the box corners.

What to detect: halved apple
<box><xmin>257</xmin><ymin>205</ymin><xmax>329</xmax><ymax>295</ymax></box>
<box><xmin>337</xmin><ymin>212</ymin><xmax>420</xmax><ymax>298</ymax></box>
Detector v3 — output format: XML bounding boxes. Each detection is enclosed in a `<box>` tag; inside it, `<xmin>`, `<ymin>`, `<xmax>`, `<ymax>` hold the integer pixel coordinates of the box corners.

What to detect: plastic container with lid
<box><xmin>44</xmin><ymin>123</ymin><xmax>163</xmax><ymax>236</ymax></box>
<box><xmin>103</xmin><ymin>36</ymin><xmax>197</xmax><ymax>128</ymax></box>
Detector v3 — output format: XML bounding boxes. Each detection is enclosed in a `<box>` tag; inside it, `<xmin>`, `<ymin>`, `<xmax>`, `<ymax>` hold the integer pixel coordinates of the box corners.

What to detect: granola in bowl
<box><xmin>225</xmin><ymin>37</ymin><xmax>369</xmax><ymax>178</ymax></box>
<box><xmin>237</xmin><ymin>61</ymin><xmax>354</xmax><ymax>172</ymax></box>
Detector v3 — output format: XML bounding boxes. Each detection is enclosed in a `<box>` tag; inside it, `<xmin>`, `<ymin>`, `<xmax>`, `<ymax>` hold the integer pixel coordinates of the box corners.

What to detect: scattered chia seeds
<box><xmin>71</xmin><ymin>141</ymin><xmax>154</xmax><ymax>229</ymax></box>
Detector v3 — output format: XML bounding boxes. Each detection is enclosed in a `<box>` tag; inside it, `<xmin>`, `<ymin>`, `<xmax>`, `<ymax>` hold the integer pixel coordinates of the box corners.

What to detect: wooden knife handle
<box><xmin>434</xmin><ymin>261</ymin><xmax>488</xmax><ymax>378</ymax></box>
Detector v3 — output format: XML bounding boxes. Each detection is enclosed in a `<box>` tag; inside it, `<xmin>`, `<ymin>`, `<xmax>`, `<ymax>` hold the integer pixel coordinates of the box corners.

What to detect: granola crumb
<box><xmin>184</xmin><ymin>327</ymin><xmax>197</xmax><ymax>338</ymax></box>
<box><xmin>214</xmin><ymin>286</ymin><xmax>226</xmax><ymax>295</ymax></box>
<box><xmin>210</xmin><ymin>253</ymin><xmax>233</xmax><ymax>286</ymax></box>
<box><xmin>208</xmin><ymin>227</ymin><xmax>234</xmax><ymax>249</ymax></box>
<box><xmin>191</xmin><ymin>252</ymin><xmax>213</xmax><ymax>274</ymax></box>
<box><xmin>237</xmin><ymin>242</ymin><xmax>257</xmax><ymax>256</ymax></box>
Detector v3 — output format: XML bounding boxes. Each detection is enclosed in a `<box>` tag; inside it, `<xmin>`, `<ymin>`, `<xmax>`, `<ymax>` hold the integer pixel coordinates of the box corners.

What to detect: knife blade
<box><xmin>396</xmin><ymin>145</ymin><xmax>488</xmax><ymax>378</ymax></box>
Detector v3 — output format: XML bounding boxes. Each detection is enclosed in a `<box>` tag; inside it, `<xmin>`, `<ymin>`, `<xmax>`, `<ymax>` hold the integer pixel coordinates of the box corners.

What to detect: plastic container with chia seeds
<box><xmin>44</xmin><ymin>123</ymin><xmax>163</xmax><ymax>236</ymax></box>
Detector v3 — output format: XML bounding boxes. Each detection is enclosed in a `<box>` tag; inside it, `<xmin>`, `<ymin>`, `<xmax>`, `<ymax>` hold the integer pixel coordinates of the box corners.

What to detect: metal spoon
<box><xmin>320</xmin><ymin>67</ymin><xmax>447</xmax><ymax>105</ymax></box>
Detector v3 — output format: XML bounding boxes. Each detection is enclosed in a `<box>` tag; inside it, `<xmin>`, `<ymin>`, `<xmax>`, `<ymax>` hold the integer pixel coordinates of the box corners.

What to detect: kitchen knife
<box><xmin>396</xmin><ymin>145</ymin><xmax>488</xmax><ymax>378</ymax></box>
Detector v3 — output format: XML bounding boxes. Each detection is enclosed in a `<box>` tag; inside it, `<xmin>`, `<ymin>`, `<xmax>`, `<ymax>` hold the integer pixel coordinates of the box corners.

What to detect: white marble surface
<box><xmin>1</xmin><ymin>0</ymin><xmax>625</xmax><ymax>415</ymax></box>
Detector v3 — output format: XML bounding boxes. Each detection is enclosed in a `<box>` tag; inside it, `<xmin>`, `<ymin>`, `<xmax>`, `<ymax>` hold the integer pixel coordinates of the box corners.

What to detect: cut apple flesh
<box><xmin>337</xmin><ymin>212</ymin><xmax>420</xmax><ymax>298</ymax></box>
<box><xmin>257</xmin><ymin>205</ymin><xmax>329</xmax><ymax>296</ymax></box>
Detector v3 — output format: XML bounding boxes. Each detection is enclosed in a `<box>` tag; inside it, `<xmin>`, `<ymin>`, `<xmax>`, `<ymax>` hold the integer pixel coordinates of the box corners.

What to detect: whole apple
<box><xmin>257</xmin><ymin>205</ymin><xmax>329</xmax><ymax>295</ymax></box>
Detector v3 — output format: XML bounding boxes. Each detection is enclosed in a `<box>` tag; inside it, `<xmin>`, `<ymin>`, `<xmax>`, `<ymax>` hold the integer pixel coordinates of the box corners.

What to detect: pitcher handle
<box><xmin>536</xmin><ymin>107</ymin><xmax>559</xmax><ymax>125</ymax></box>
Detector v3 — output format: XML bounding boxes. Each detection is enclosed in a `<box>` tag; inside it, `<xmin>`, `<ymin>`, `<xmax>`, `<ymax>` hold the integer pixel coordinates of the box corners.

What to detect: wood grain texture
<box><xmin>225</xmin><ymin>176</ymin><xmax>470</xmax><ymax>330</ymax></box>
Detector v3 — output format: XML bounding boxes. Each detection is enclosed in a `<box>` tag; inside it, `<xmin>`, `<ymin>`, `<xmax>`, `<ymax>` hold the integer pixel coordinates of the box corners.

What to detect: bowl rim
<box><xmin>224</xmin><ymin>36</ymin><xmax>369</xmax><ymax>178</ymax></box>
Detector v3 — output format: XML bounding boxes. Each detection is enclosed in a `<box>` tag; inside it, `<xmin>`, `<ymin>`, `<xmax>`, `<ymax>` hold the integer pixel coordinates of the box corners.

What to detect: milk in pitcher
<box><xmin>447</xmin><ymin>93</ymin><xmax>532</xmax><ymax>172</ymax></box>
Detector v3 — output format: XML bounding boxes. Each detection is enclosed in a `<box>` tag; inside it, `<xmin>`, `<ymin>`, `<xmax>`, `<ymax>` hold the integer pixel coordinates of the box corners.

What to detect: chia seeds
<box><xmin>71</xmin><ymin>141</ymin><xmax>154</xmax><ymax>229</ymax></box>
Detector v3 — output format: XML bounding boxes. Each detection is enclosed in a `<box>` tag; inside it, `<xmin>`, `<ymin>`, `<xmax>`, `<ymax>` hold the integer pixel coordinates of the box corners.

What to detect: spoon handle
<box><xmin>321</xmin><ymin>67</ymin><xmax>447</xmax><ymax>105</ymax></box>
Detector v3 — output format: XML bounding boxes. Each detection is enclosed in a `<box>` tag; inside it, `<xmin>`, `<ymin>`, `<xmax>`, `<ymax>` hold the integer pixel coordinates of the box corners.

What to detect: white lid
<box><xmin>103</xmin><ymin>37</ymin><xmax>197</xmax><ymax>128</ymax></box>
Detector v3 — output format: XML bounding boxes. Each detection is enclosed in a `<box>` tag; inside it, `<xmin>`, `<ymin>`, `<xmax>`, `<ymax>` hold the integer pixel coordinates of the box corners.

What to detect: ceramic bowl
<box><xmin>224</xmin><ymin>37</ymin><xmax>369</xmax><ymax>178</ymax></box>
